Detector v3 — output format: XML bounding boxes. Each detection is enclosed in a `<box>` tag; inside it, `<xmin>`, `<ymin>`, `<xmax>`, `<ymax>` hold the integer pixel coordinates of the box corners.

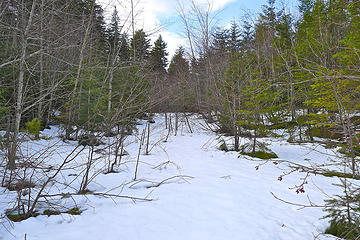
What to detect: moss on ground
<box><xmin>241</xmin><ymin>151</ymin><xmax>278</xmax><ymax>159</ymax></box>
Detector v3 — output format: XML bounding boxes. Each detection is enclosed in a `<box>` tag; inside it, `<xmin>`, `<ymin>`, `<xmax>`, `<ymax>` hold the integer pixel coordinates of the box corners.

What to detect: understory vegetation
<box><xmin>0</xmin><ymin>0</ymin><xmax>359</xmax><ymax>239</ymax></box>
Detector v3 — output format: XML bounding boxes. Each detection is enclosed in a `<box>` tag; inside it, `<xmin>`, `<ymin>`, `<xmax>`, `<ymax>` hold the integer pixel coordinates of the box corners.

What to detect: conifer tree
<box><xmin>212</xmin><ymin>27</ymin><xmax>229</xmax><ymax>54</ymax></box>
<box><xmin>228</xmin><ymin>21</ymin><xmax>241</xmax><ymax>53</ymax></box>
<box><xmin>119</xmin><ymin>34</ymin><xmax>130</xmax><ymax>62</ymax></box>
<box><xmin>169</xmin><ymin>46</ymin><xmax>189</xmax><ymax>77</ymax></box>
<box><xmin>107</xmin><ymin>6</ymin><xmax>121</xmax><ymax>55</ymax></box>
<box><xmin>130</xmin><ymin>29</ymin><xmax>151</xmax><ymax>62</ymax></box>
<box><xmin>149</xmin><ymin>35</ymin><xmax>168</xmax><ymax>73</ymax></box>
<box><xmin>240</xmin><ymin>20</ymin><xmax>254</xmax><ymax>51</ymax></box>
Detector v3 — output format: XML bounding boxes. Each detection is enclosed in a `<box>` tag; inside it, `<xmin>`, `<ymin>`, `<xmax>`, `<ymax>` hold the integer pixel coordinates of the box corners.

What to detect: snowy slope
<box><xmin>0</xmin><ymin>114</ymin><xmax>344</xmax><ymax>240</ymax></box>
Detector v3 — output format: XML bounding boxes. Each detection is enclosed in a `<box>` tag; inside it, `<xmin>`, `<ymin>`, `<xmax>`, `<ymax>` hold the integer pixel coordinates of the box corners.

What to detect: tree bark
<box><xmin>8</xmin><ymin>0</ymin><xmax>38</xmax><ymax>169</ymax></box>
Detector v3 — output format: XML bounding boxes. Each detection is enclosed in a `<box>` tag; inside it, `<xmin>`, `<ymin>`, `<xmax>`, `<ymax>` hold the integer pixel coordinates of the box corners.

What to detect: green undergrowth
<box><xmin>268</xmin><ymin>121</ymin><xmax>297</xmax><ymax>130</ymax></box>
<box><xmin>6</xmin><ymin>207</ymin><xmax>82</xmax><ymax>222</ymax></box>
<box><xmin>325</xmin><ymin>219</ymin><xmax>360</xmax><ymax>240</ymax></box>
<box><xmin>320</xmin><ymin>171</ymin><xmax>360</xmax><ymax>180</ymax></box>
<box><xmin>307</xmin><ymin>126</ymin><xmax>342</xmax><ymax>139</ymax></box>
<box><xmin>338</xmin><ymin>143</ymin><xmax>360</xmax><ymax>157</ymax></box>
<box><xmin>239</xmin><ymin>142</ymin><xmax>278</xmax><ymax>159</ymax></box>
<box><xmin>241</xmin><ymin>151</ymin><xmax>278</xmax><ymax>159</ymax></box>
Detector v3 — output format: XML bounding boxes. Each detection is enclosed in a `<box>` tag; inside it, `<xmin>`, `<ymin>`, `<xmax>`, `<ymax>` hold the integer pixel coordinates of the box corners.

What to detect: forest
<box><xmin>0</xmin><ymin>0</ymin><xmax>359</xmax><ymax>239</ymax></box>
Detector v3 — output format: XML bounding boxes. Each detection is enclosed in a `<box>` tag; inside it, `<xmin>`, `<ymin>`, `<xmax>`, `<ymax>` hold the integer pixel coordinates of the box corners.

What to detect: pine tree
<box><xmin>130</xmin><ymin>29</ymin><xmax>151</xmax><ymax>62</ymax></box>
<box><xmin>119</xmin><ymin>34</ymin><xmax>130</xmax><ymax>62</ymax></box>
<box><xmin>212</xmin><ymin>27</ymin><xmax>229</xmax><ymax>54</ymax></box>
<box><xmin>149</xmin><ymin>35</ymin><xmax>168</xmax><ymax>73</ymax></box>
<box><xmin>240</xmin><ymin>20</ymin><xmax>254</xmax><ymax>51</ymax></box>
<box><xmin>228</xmin><ymin>21</ymin><xmax>241</xmax><ymax>53</ymax></box>
<box><xmin>168</xmin><ymin>46</ymin><xmax>192</xmax><ymax>111</ymax></box>
<box><xmin>169</xmin><ymin>46</ymin><xmax>189</xmax><ymax>77</ymax></box>
<box><xmin>107</xmin><ymin>6</ymin><xmax>121</xmax><ymax>54</ymax></box>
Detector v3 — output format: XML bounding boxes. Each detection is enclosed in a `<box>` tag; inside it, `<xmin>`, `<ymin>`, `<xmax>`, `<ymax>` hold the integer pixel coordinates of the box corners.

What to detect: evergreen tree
<box><xmin>168</xmin><ymin>46</ymin><xmax>193</xmax><ymax>111</ymax></box>
<box><xmin>240</xmin><ymin>20</ymin><xmax>254</xmax><ymax>51</ymax></box>
<box><xmin>130</xmin><ymin>29</ymin><xmax>151</xmax><ymax>62</ymax></box>
<box><xmin>212</xmin><ymin>27</ymin><xmax>229</xmax><ymax>54</ymax></box>
<box><xmin>228</xmin><ymin>21</ymin><xmax>241</xmax><ymax>53</ymax></box>
<box><xmin>169</xmin><ymin>46</ymin><xmax>189</xmax><ymax>77</ymax></box>
<box><xmin>107</xmin><ymin>6</ymin><xmax>121</xmax><ymax>54</ymax></box>
<box><xmin>119</xmin><ymin>34</ymin><xmax>130</xmax><ymax>62</ymax></box>
<box><xmin>149</xmin><ymin>35</ymin><xmax>168</xmax><ymax>73</ymax></box>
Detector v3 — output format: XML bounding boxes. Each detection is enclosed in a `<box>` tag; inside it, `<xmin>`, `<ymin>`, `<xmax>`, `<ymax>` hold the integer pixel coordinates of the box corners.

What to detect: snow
<box><xmin>0</xmin><ymin>114</ymin><xmax>347</xmax><ymax>240</ymax></box>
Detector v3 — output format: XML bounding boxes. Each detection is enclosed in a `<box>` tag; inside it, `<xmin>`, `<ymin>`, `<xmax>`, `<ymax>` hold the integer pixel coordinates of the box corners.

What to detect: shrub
<box><xmin>239</xmin><ymin>141</ymin><xmax>278</xmax><ymax>159</ymax></box>
<box><xmin>325</xmin><ymin>219</ymin><xmax>360</xmax><ymax>240</ymax></box>
<box><xmin>25</xmin><ymin>118</ymin><xmax>42</xmax><ymax>139</ymax></box>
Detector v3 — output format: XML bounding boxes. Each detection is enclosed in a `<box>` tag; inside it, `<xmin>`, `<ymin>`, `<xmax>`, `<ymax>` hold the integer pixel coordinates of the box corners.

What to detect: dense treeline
<box><xmin>0</xmin><ymin>0</ymin><xmax>170</xmax><ymax>167</ymax></box>
<box><xmin>0</xmin><ymin>0</ymin><xmax>359</xmax><ymax>238</ymax></box>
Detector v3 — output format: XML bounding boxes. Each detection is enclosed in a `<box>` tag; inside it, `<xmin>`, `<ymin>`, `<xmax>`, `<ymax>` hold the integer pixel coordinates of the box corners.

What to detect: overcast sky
<box><xmin>99</xmin><ymin>0</ymin><xmax>298</xmax><ymax>58</ymax></box>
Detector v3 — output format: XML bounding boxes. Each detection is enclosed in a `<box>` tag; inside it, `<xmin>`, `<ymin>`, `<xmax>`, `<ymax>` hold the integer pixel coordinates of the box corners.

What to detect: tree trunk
<box><xmin>66</xmin><ymin>0</ymin><xmax>95</xmax><ymax>139</ymax></box>
<box><xmin>8</xmin><ymin>0</ymin><xmax>38</xmax><ymax>169</ymax></box>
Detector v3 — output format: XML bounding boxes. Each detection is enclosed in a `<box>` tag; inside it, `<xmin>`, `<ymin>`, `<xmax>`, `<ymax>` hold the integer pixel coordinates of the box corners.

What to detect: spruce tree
<box><xmin>169</xmin><ymin>46</ymin><xmax>189</xmax><ymax>77</ymax></box>
<box><xmin>107</xmin><ymin>6</ymin><xmax>121</xmax><ymax>54</ymax></box>
<box><xmin>119</xmin><ymin>34</ymin><xmax>130</xmax><ymax>62</ymax></box>
<box><xmin>228</xmin><ymin>21</ymin><xmax>241</xmax><ymax>53</ymax></box>
<box><xmin>212</xmin><ymin>27</ymin><xmax>229</xmax><ymax>54</ymax></box>
<box><xmin>130</xmin><ymin>29</ymin><xmax>151</xmax><ymax>62</ymax></box>
<box><xmin>240</xmin><ymin>20</ymin><xmax>254</xmax><ymax>51</ymax></box>
<box><xmin>149</xmin><ymin>35</ymin><xmax>168</xmax><ymax>73</ymax></box>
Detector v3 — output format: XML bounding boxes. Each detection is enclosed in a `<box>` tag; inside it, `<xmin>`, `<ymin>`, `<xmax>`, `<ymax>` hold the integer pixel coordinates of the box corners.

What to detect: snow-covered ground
<box><xmin>0</xmin><ymin>114</ymin><xmax>345</xmax><ymax>240</ymax></box>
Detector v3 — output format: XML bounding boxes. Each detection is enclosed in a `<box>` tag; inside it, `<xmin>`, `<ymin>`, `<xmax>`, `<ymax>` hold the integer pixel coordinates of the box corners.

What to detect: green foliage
<box><xmin>218</xmin><ymin>139</ymin><xmax>229</xmax><ymax>152</ymax></box>
<box><xmin>67</xmin><ymin>207</ymin><xmax>81</xmax><ymax>215</ymax></box>
<box><xmin>110</xmin><ymin>65</ymin><xmax>151</xmax><ymax>120</ymax></box>
<box><xmin>241</xmin><ymin>151</ymin><xmax>278</xmax><ymax>160</ymax></box>
<box><xmin>130</xmin><ymin>29</ymin><xmax>151</xmax><ymax>62</ymax></box>
<box><xmin>149</xmin><ymin>35</ymin><xmax>168</xmax><ymax>73</ymax></box>
<box><xmin>7</xmin><ymin>207</ymin><xmax>82</xmax><ymax>222</ymax></box>
<box><xmin>268</xmin><ymin>121</ymin><xmax>297</xmax><ymax>130</ymax></box>
<box><xmin>43</xmin><ymin>210</ymin><xmax>61</xmax><ymax>216</ymax></box>
<box><xmin>6</xmin><ymin>213</ymin><xmax>39</xmax><ymax>222</ymax></box>
<box><xmin>321</xmin><ymin>171</ymin><xmax>360</xmax><ymax>180</ymax></box>
<box><xmin>239</xmin><ymin>141</ymin><xmax>278</xmax><ymax>159</ymax></box>
<box><xmin>0</xmin><ymin>89</ymin><xmax>8</xmax><ymax>128</ymax></box>
<box><xmin>169</xmin><ymin>46</ymin><xmax>189</xmax><ymax>77</ymax></box>
<box><xmin>307</xmin><ymin>127</ymin><xmax>342</xmax><ymax>139</ymax></box>
<box><xmin>338</xmin><ymin>143</ymin><xmax>360</xmax><ymax>157</ymax></box>
<box><xmin>25</xmin><ymin>118</ymin><xmax>42</xmax><ymax>139</ymax></box>
<box><xmin>325</xmin><ymin>219</ymin><xmax>360</xmax><ymax>239</ymax></box>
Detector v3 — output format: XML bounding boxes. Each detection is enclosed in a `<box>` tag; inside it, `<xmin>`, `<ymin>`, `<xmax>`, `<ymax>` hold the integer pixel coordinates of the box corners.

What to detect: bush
<box><xmin>338</xmin><ymin>143</ymin><xmax>360</xmax><ymax>157</ymax></box>
<box><xmin>268</xmin><ymin>121</ymin><xmax>297</xmax><ymax>130</ymax></box>
<box><xmin>239</xmin><ymin>141</ymin><xmax>278</xmax><ymax>159</ymax></box>
<box><xmin>325</xmin><ymin>219</ymin><xmax>360</xmax><ymax>240</ymax></box>
<box><xmin>324</xmin><ymin>181</ymin><xmax>360</xmax><ymax>240</ymax></box>
<box><xmin>25</xmin><ymin>118</ymin><xmax>42</xmax><ymax>139</ymax></box>
<box><xmin>307</xmin><ymin>127</ymin><xmax>342</xmax><ymax>139</ymax></box>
